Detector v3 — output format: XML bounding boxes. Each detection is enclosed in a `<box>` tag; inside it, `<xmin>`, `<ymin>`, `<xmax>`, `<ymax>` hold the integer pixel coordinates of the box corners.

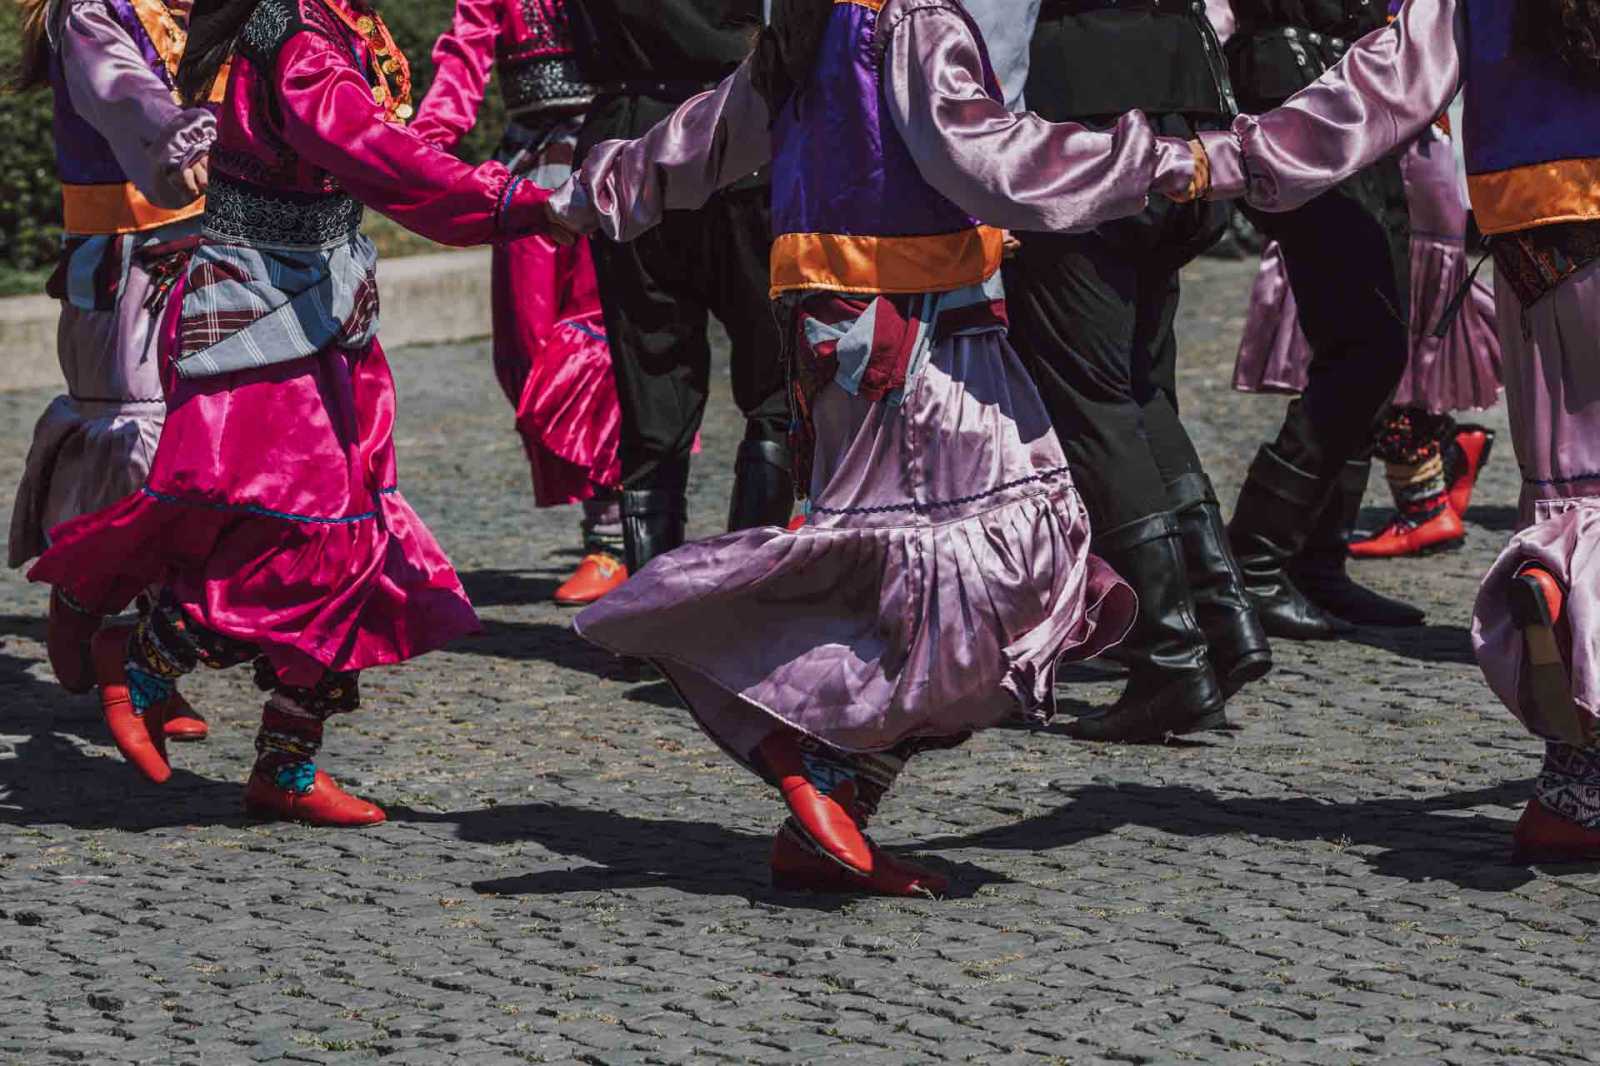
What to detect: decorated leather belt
<box><xmin>592</xmin><ymin>78</ymin><xmax>718</xmax><ymax>104</ymax></box>
<box><xmin>1491</xmin><ymin>220</ymin><xmax>1600</xmax><ymax>309</ymax></box>
<box><xmin>202</xmin><ymin>175</ymin><xmax>364</xmax><ymax>250</ymax></box>
<box><xmin>498</xmin><ymin>53</ymin><xmax>597</xmax><ymax>115</ymax></box>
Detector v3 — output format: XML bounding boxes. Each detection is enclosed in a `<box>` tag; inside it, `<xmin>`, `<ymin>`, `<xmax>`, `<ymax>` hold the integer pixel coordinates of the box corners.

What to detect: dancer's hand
<box><xmin>541</xmin><ymin>200</ymin><xmax>581</xmax><ymax>246</ymax></box>
<box><xmin>178</xmin><ymin>154</ymin><xmax>210</xmax><ymax>201</ymax></box>
<box><xmin>1001</xmin><ymin>231</ymin><xmax>1021</xmax><ymax>259</ymax></box>
<box><xmin>1164</xmin><ymin>140</ymin><xmax>1210</xmax><ymax>203</ymax></box>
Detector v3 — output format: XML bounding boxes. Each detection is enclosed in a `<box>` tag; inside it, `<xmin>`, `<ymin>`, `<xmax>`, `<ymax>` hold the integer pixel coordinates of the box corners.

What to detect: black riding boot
<box><xmin>1066</xmin><ymin>513</ymin><xmax>1226</xmax><ymax>742</ymax></box>
<box><xmin>1167</xmin><ymin>473</ymin><xmax>1273</xmax><ymax>697</ymax></box>
<box><xmin>1227</xmin><ymin>444</ymin><xmax>1351</xmax><ymax>640</ymax></box>
<box><xmin>621</xmin><ymin>487</ymin><xmax>687</xmax><ymax>575</ymax></box>
<box><xmin>727</xmin><ymin>438</ymin><xmax>795</xmax><ymax>532</ymax></box>
<box><xmin>1287</xmin><ymin>458</ymin><xmax>1426</xmax><ymax>627</ymax></box>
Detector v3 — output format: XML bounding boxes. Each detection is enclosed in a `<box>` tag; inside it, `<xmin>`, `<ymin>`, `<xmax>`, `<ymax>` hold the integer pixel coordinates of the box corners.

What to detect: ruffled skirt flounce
<box><xmin>575</xmin><ymin>330</ymin><xmax>1134</xmax><ymax>764</ymax></box>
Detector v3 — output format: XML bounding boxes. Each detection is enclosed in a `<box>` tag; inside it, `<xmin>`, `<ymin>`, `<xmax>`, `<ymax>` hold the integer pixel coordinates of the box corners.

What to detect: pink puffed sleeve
<box><xmin>408</xmin><ymin>0</ymin><xmax>501</xmax><ymax>149</ymax></box>
<box><xmin>550</xmin><ymin>58</ymin><xmax>772</xmax><ymax>241</ymax></box>
<box><xmin>57</xmin><ymin>0</ymin><xmax>216</xmax><ymax>209</ymax></box>
<box><xmin>881</xmin><ymin>3</ymin><xmax>1195</xmax><ymax>233</ymax></box>
<box><xmin>273</xmin><ymin>30</ymin><xmax>551</xmax><ymax>245</ymax></box>
<box><xmin>1197</xmin><ymin>0</ymin><xmax>1462</xmax><ymax>211</ymax></box>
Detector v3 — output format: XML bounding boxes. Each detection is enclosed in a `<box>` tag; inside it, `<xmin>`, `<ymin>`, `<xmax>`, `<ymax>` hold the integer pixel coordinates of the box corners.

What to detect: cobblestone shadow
<box><xmin>392</xmin><ymin>802</ymin><xmax>1008</xmax><ymax>904</ymax></box>
<box><xmin>926</xmin><ymin>780</ymin><xmax>1542</xmax><ymax>891</ymax></box>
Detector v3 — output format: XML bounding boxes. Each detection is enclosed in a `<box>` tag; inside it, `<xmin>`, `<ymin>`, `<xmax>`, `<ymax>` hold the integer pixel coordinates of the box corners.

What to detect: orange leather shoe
<box><xmin>1348</xmin><ymin>506</ymin><xmax>1465</xmax><ymax>559</ymax></box>
<box><xmin>155</xmin><ymin>690</ymin><xmax>209</xmax><ymax>742</ymax></box>
<box><xmin>1511</xmin><ymin>798</ymin><xmax>1600</xmax><ymax>864</ymax></box>
<box><xmin>243</xmin><ymin>769</ymin><xmax>386</xmax><ymax>827</ymax></box>
<box><xmin>553</xmin><ymin>553</ymin><xmax>627</xmax><ymax>606</ymax></box>
<box><xmin>756</xmin><ymin>731</ymin><xmax>872</xmax><ymax>874</ymax></box>
<box><xmin>769</xmin><ymin>821</ymin><xmax>946</xmax><ymax>897</ymax></box>
<box><xmin>47</xmin><ymin>589</ymin><xmax>101</xmax><ymax>694</ymax></box>
<box><xmin>1445</xmin><ymin>425</ymin><xmax>1495</xmax><ymax>517</ymax></box>
<box><xmin>92</xmin><ymin>627</ymin><xmax>171</xmax><ymax>784</ymax></box>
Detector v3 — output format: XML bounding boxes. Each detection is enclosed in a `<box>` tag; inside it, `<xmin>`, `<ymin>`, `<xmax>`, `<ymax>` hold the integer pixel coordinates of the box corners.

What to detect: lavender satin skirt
<box><xmin>1233</xmin><ymin>130</ymin><xmax>1502</xmax><ymax>414</ymax></box>
<box><xmin>1473</xmin><ymin>259</ymin><xmax>1600</xmax><ymax>735</ymax></box>
<box><xmin>574</xmin><ymin>330</ymin><xmax>1135</xmax><ymax>767</ymax></box>
<box><xmin>8</xmin><ymin>263</ymin><xmax>166</xmax><ymax>568</ymax></box>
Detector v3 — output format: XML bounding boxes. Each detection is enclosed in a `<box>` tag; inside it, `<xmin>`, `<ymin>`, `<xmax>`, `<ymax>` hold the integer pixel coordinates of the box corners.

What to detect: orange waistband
<box><xmin>769</xmin><ymin>227</ymin><xmax>1004</xmax><ymax>299</ymax></box>
<box><xmin>61</xmin><ymin>183</ymin><xmax>205</xmax><ymax>236</ymax></box>
<box><xmin>1468</xmin><ymin>157</ymin><xmax>1600</xmax><ymax>236</ymax></box>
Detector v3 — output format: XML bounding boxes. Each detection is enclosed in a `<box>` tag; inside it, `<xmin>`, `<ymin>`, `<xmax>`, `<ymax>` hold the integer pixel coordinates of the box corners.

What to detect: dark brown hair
<box><xmin>748</xmin><ymin>0</ymin><xmax>833</xmax><ymax>110</ymax></box>
<box><xmin>9</xmin><ymin>0</ymin><xmax>54</xmax><ymax>92</ymax></box>
<box><xmin>1519</xmin><ymin>0</ymin><xmax>1600</xmax><ymax>83</ymax></box>
<box><xmin>176</xmin><ymin>0</ymin><xmax>255</xmax><ymax>103</ymax></box>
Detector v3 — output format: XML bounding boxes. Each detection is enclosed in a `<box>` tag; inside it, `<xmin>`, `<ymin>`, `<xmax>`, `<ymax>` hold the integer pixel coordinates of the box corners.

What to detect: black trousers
<box><xmin>1005</xmin><ymin>135</ymin><xmax>1230</xmax><ymax>532</ymax></box>
<box><xmin>588</xmin><ymin>184</ymin><xmax>789</xmax><ymax>493</ymax></box>
<box><xmin>1239</xmin><ymin>157</ymin><xmax>1411</xmax><ymax>483</ymax></box>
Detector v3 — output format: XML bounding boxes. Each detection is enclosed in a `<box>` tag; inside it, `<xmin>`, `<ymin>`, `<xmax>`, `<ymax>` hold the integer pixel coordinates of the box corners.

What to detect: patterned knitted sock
<box><xmin>1536</xmin><ymin>743</ymin><xmax>1600</xmax><ymax>829</ymax></box>
<box><xmin>1385</xmin><ymin>453</ymin><xmax>1451</xmax><ymax>525</ymax></box>
<box><xmin>251</xmin><ymin>669</ymin><xmax>360</xmax><ymax>793</ymax></box>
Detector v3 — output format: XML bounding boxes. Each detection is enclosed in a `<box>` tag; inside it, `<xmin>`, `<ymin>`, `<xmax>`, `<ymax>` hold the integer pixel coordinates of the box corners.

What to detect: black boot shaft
<box><xmin>727</xmin><ymin>438</ymin><xmax>795</xmax><ymax>532</ymax></box>
<box><xmin>621</xmin><ymin>488</ymin><xmax>687</xmax><ymax>574</ymax></box>
<box><xmin>1068</xmin><ymin>512</ymin><xmax>1225</xmax><ymax>742</ymax></box>
<box><xmin>1167</xmin><ymin>473</ymin><xmax>1272</xmax><ymax>696</ymax></box>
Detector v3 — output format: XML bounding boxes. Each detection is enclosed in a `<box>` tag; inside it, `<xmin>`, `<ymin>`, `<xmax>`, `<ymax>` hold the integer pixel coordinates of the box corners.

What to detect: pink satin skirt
<box><xmin>29</xmin><ymin>279</ymin><xmax>479</xmax><ymax>687</ymax></box>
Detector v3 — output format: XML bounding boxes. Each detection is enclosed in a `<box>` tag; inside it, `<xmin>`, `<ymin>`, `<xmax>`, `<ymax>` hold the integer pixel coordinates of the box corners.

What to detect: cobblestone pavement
<box><xmin>3</xmin><ymin>255</ymin><xmax>1598</xmax><ymax>1066</ymax></box>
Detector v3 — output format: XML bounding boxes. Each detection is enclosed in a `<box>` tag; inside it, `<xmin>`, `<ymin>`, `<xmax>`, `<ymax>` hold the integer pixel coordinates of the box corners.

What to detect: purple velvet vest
<box><xmin>768</xmin><ymin>0</ymin><xmax>1004</xmax><ymax>297</ymax></box>
<box><xmin>51</xmin><ymin>0</ymin><xmax>205</xmax><ymax>234</ymax></box>
<box><xmin>1461</xmin><ymin>0</ymin><xmax>1600</xmax><ymax>234</ymax></box>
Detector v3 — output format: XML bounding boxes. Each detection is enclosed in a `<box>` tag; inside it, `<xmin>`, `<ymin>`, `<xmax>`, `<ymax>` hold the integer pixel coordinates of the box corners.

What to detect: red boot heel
<box><xmin>155</xmin><ymin>690</ymin><xmax>210</xmax><ymax>742</ymax></box>
<box><xmin>1446</xmin><ymin>425</ymin><xmax>1496</xmax><ymax>517</ymax></box>
<box><xmin>1509</xmin><ymin>563</ymin><xmax>1590</xmax><ymax>747</ymax></box>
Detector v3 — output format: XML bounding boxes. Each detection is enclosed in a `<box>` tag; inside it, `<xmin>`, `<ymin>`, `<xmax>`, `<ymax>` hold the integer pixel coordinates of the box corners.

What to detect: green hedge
<box><xmin>0</xmin><ymin>0</ymin><xmax>506</xmax><ymax>285</ymax></box>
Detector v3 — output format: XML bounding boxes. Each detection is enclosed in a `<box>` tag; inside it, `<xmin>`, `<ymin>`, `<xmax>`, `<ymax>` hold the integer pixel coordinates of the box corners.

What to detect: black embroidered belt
<box><xmin>203</xmin><ymin>175</ymin><xmax>364</xmax><ymax>249</ymax></box>
<box><xmin>1491</xmin><ymin>220</ymin><xmax>1600</xmax><ymax>308</ymax></box>
<box><xmin>498</xmin><ymin>53</ymin><xmax>596</xmax><ymax>115</ymax></box>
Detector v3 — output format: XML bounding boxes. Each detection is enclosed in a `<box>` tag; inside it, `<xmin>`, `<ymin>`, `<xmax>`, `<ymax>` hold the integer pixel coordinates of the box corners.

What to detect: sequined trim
<box><xmin>498</xmin><ymin>53</ymin><xmax>595</xmax><ymax>114</ymax></box>
<box><xmin>203</xmin><ymin>175</ymin><xmax>364</xmax><ymax>250</ymax></box>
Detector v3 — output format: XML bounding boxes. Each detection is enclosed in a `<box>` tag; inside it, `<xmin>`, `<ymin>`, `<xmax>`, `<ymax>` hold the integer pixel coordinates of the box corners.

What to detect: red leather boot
<box><xmin>1511</xmin><ymin>797</ymin><xmax>1600</xmax><ymax>863</ymax></box>
<box><xmin>755</xmin><ymin>731</ymin><xmax>872</xmax><ymax>873</ymax></box>
<box><xmin>1509</xmin><ymin>562</ymin><xmax>1590</xmax><ymax>746</ymax></box>
<box><xmin>92</xmin><ymin>627</ymin><xmax>171</xmax><ymax>784</ymax></box>
<box><xmin>154</xmin><ymin>690</ymin><xmax>210</xmax><ymax>742</ymax></box>
<box><xmin>47</xmin><ymin>588</ymin><xmax>101</xmax><ymax>694</ymax></box>
<box><xmin>769</xmin><ymin>821</ymin><xmax>947</xmax><ymax>897</ymax></box>
<box><xmin>553</xmin><ymin>552</ymin><xmax>628</xmax><ymax>606</ymax></box>
<box><xmin>1348</xmin><ymin>506</ymin><xmax>1465</xmax><ymax>558</ymax></box>
<box><xmin>1445</xmin><ymin>425</ymin><xmax>1496</xmax><ymax>517</ymax></box>
<box><xmin>243</xmin><ymin>769</ymin><xmax>385</xmax><ymax>827</ymax></box>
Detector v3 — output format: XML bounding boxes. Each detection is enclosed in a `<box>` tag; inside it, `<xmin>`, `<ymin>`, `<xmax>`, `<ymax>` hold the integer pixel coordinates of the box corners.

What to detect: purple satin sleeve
<box><xmin>1198</xmin><ymin>0</ymin><xmax>1462</xmax><ymax>211</ymax></box>
<box><xmin>408</xmin><ymin>0</ymin><xmax>501</xmax><ymax>149</ymax></box>
<box><xmin>275</xmin><ymin>32</ymin><xmax>550</xmax><ymax>245</ymax></box>
<box><xmin>58</xmin><ymin>1</ymin><xmax>215</xmax><ymax>209</ymax></box>
<box><xmin>882</xmin><ymin>6</ymin><xmax>1194</xmax><ymax>233</ymax></box>
<box><xmin>550</xmin><ymin>59</ymin><xmax>772</xmax><ymax>241</ymax></box>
